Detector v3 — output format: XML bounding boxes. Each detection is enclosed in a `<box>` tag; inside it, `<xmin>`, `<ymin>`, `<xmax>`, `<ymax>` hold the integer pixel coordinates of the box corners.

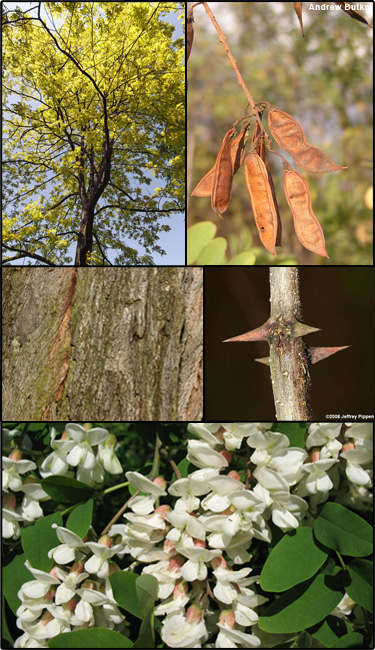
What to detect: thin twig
<box><xmin>100</xmin><ymin>490</ymin><xmax>139</xmax><ymax>536</ymax></box>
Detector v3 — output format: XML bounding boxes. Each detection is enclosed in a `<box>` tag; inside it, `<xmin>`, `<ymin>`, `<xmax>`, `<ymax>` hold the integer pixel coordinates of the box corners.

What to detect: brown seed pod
<box><xmin>187</xmin><ymin>14</ymin><xmax>194</xmax><ymax>62</ymax></box>
<box><xmin>252</xmin><ymin>118</ymin><xmax>282</xmax><ymax>246</ymax></box>
<box><xmin>283</xmin><ymin>162</ymin><xmax>329</xmax><ymax>258</ymax></box>
<box><xmin>211</xmin><ymin>127</ymin><xmax>235</xmax><ymax>218</ymax></box>
<box><xmin>191</xmin><ymin>123</ymin><xmax>249</xmax><ymax>198</ymax></box>
<box><xmin>268</xmin><ymin>107</ymin><xmax>346</xmax><ymax>173</ymax></box>
<box><xmin>245</xmin><ymin>152</ymin><xmax>278</xmax><ymax>256</ymax></box>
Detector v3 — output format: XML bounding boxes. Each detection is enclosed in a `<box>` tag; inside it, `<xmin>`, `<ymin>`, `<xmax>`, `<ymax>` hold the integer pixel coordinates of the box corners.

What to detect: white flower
<box><xmin>97</xmin><ymin>435</ymin><xmax>122</xmax><ymax>474</ymax></box>
<box><xmin>202</xmin><ymin>475</ymin><xmax>244</xmax><ymax>513</ymax></box>
<box><xmin>187</xmin><ymin>440</ymin><xmax>228</xmax><ymax>469</ymax></box>
<box><xmin>161</xmin><ymin>606</ymin><xmax>208</xmax><ymax>648</ymax></box>
<box><xmin>306</xmin><ymin>423</ymin><xmax>342</xmax><ymax>457</ymax></box>
<box><xmin>2</xmin><ymin>456</ymin><xmax>36</xmax><ymax>492</ymax></box>
<box><xmin>216</xmin><ymin>624</ymin><xmax>261</xmax><ymax>648</ymax></box>
<box><xmin>84</xmin><ymin>536</ymin><xmax>123</xmax><ymax>579</ymax></box>
<box><xmin>222</xmin><ymin>423</ymin><xmax>272</xmax><ymax>451</ymax></box>
<box><xmin>177</xmin><ymin>545</ymin><xmax>222</xmax><ymax>582</ymax></box>
<box><xmin>48</xmin><ymin>525</ymin><xmax>88</xmax><ymax>564</ymax></box>
<box><xmin>298</xmin><ymin>459</ymin><xmax>339</xmax><ymax>495</ymax></box>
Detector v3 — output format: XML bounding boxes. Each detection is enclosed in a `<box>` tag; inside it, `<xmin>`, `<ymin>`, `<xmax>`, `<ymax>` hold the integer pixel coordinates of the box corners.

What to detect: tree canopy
<box><xmin>2</xmin><ymin>1</ymin><xmax>185</xmax><ymax>266</ymax></box>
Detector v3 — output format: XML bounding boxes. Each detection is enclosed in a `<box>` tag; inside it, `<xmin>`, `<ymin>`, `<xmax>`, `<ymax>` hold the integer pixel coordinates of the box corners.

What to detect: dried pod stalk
<box><xmin>283</xmin><ymin>162</ymin><xmax>328</xmax><ymax>258</ymax></box>
<box><xmin>245</xmin><ymin>152</ymin><xmax>278</xmax><ymax>256</ymax></box>
<box><xmin>191</xmin><ymin>124</ymin><xmax>249</xmax><ymax>198</ymax></box>
<box><xmin>268</xmin><ymin>107</ymin><xmax>346</xmax><ymax>173</ymax></box>
<box><xmin>211</xmin><ymin>127</ymin><xmax>235</xmax><ymax>218</ymax></box>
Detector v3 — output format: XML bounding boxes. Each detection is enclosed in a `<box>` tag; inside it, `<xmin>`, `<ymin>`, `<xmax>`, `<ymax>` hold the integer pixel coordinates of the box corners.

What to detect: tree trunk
<box><xmin>2</xmin><ymin>268</ymin><xmax>203</xmax><ymax>421</ymax></box>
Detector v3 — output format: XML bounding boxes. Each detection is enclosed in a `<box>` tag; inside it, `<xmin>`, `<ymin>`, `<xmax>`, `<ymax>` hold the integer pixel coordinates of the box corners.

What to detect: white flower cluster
<box><xmin>15</xmin><ymin>528</ymin><xmax>126</xmax><ymax>648</ymax></box>
<box><xmin>2</xmin><ymin>424</ymin><xmax>122</xmax><ymax>540</ymax></box>
<box><xmin>7</xmin><ymin>422</ymin><xmax>373</xmax><ymax>649</ymax></box>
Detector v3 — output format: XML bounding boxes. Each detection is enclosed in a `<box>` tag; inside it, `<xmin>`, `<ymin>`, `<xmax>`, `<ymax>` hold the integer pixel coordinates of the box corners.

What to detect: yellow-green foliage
<box><xmin>2</xmin><ymin>1</ymin><xmax>184</xmax><ymax>265</ymax></box>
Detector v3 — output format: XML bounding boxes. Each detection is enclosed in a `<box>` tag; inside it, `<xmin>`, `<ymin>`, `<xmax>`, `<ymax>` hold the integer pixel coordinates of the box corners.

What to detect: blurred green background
<box><xmin>187</xmin><ymin>2</ymin><xmax>373</xmax><ymax>265</ymax></box>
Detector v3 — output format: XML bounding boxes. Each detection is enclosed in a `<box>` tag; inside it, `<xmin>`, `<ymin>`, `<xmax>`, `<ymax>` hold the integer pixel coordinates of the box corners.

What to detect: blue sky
<box><xmin>3</xmin><ymin>2</ymin><xmax>185</xmax><ymax>266</ymax></box>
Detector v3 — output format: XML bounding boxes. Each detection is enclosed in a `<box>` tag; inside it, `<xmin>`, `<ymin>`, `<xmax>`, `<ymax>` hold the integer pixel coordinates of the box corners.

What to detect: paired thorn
<box><xmin>254</xmin><ymin>346</ymin><xmax>351</xmax><ymax>367</ymax></box>
<box><xmin>308</xmin><ymin>345</ymin><xmax>351</xmax><ymax>364</ymax></box>
<box><xmin>293</xmin><ymin>321</ymin><xmax>321</xmax><ymax>337</ymax></box>
<box><xmin>222</xmin><ymin>320</ymin><xmax>270</xmax><ymax>343</ymax></box>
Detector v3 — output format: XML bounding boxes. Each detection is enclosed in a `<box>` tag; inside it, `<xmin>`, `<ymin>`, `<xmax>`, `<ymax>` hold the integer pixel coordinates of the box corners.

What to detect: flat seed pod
<box><xmin>268</xmin><ymin>107</ymin><xmax>346</xmax><ymax>173</ymax></box>
<box><xmin>245</xmin><ymin>152</ymin><xmax>278</xmax><ymax>256</ymax></box>
<box><xmin>211</xmin><ymin>127</ymin><xmax>235</xmax><ymax>218</ymax></box>
<box><xmin>283</xmin><ymin>163</ymin><xmax>329</xmax><ymax>258</ymax></box>
<box><xmin>253</xmin><ymin>119</ymin><xmax>282</xmax><ymax>246</ymax></box>
<box><xmin>191</xmin><ymin>124</ymin><xmax>249</xmax><ymax>198</ymax></box>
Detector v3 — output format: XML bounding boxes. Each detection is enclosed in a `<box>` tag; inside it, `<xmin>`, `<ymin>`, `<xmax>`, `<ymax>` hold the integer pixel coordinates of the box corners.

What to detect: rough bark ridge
<box><xmin>2</xmin><ymin>268</ymin><xmax>203</xmax><ymax>421</ymax></box>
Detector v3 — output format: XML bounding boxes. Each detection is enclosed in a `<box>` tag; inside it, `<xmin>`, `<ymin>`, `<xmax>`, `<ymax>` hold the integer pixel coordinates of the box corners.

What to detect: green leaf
<box><xmin>196</xmin><ymin>237</ymin><xmax>227</xmax><ymax>264</ymax></box>
<box><xmin>329</xmin><ymin>632</ymin><xmax>366</xmax><ymax>648</ymax></box>
<box><xmin>132</xmin><ymin>604</ymin><xmax>155</xmax><ymax>648</ymax></box>
<box><xmin>271</xmin><ymin>423</ymin><xmax>307</xmax><ymax>448</ymax></box>
<box><xmin>20</xmin><ymin>512</ymin><xmax>62</xmax><ymax>572</ymax></box>
<box><xmin>66</xmin><ymin>498</ymin><xmax>93</xmax><ymax>537</ymax></box>
<box><xmin>314</xmin><ymin>502</ymin><xmax>373</xmax><ymax>557</ymax></box>
<box><xmin>294</xmin><ymin>631</ymin><xmax>312</xmax><ymax>648</ymax></box>
<box><xmin>345</xmin><ymin>559</ymin><xmax>373</xmax><ymax>612</ymax></box>
<box><xmin>308</xmin><ymin>615</ymin><xmax>352</xmax><ymax>647</ymax></box>
<box><xmin>48</xmin><ymin>628</ymin><xmax>133</xmax><ymax>648</ymax></box>
<box><xmin>228</xmin><ymin>251</ymin><xmax>256</xmax><ymax>265</ymax></box>
<box><xmin>187</xmin><ymin>221</ymin><xmax>216</xmax><ymax>264</ymax></box>
<box><xmin>136</xmin><ymin>574</ymin><xmax>158</xmax><ymax>615</ymax></box>
<box><xmin>41</xmin><ymin>476</ymin><xmax>95</xmax><ymax>504</ymax></box>
<box><xmin>2</xmin><ymin>594</ymin><xmax>14</xmax><ymax>647</ymax></box>
<box><xmin>109</xmin><ymin>571</ymin><xmax>142</xmax><ymax>618</ymax></box>
<box><xmin>258</xmin><ymin>574</ymin><xmax>344</xmax><ymax>633</ymax></box>
<box><xmin>260</xmin><ymin>527</ymin><xmax>328</xmax><ymax>592</ymax></box>
<box><xmin>2</xmin><ymin>552</ymin><xmax>32</xmax><ymax>614</ymax></box>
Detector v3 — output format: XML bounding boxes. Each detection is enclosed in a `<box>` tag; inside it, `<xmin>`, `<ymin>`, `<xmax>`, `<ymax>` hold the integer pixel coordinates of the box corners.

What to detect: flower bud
<box><xmin>9</xmin><ymin>447</ymin><xmax>22</xmax><ymax>461</ymax></box>
<box><xmin>108</xmin><ymin>561</ymin><xmax>121</xmax><ymax>574</ymax></box>
<box><xmin>153</xmin><ymin>476</ymin><xmax>167</xmax><ymax>490</ymax></box>
<box><xmin>193</xmin><ymin>539</ymin><xmax>206</xmax><ymax>548</ymax></box>
<box><xmin>219</xmin><ymin>609</ymin><xmax>236</xmax><ymax>628</ymax></box>
<box><xmin>49</xmin><ymin>566</ymin><xmax>60</xmax><ymax>579</ymax></box>
<box><xmin>220</xmin><ymin>450</ymin><xmax>232</xmax><ymax>464</ymax></box>
<box><xmin>3</xmin><ymin>493</ymin><xmax>16</xmax><ymax>510</ymax></box>
<box><xmin>62</xmin><ymin>596</ymin><xmax>77</xmax><ymax>612</ymax></box>
<box><xmin>228</xmin><ymin>470</ymin><xmax>241</xmax><ymax>481</ymax></box>
<box><xmin>40</xmin><ymin>610</ymin><xmax>54</xmax><ymax>626</ymax></box>
<box><xmin>211</xmin><ymin>555</ymin><xmax>227</xmax><ymax>570</ymax></box>
<box><xmin>70</xmin><ymin>560</ymin><xmax>84</xmax><ymax>575</ymax></box>
<box><xmin>23</xmin><ymin>475</ymin><xmax>37</xmax><ymax>485</ymax></box>
<box><xmin>163</xmin><ymin>539</ymin><xmax>175</xmax><ymax>552</ymax></box>
<box><xmin>83</xmin><ymin>423</ymin><xmax>92</xmax><ymax>431</ymax></box>
<box><xmin>173</xmin><ymin>580</ymin><xmax>189</xmax><ymax>600</ymax></box>
<box><xmin>214</xmin><ymin>427</ymin><xmax>226</xmax><ymax>443</ymax></box>
<box><xmin>341</xmin><ymin>441</ymin><xmax>356</xmax><ymax>452</ymax></box>
<box><xmin>168</xmin><ymin>555</ymin><xmax>185</xmax><ymax>572</ymax></box>
<box><xmin>43</xmin><ymin>585</ymin><xmax>57</xmax><ymax>600</ymax></box>
<box><xmin>186</xmin><ymin>604</ymin><xmax>204</xmax><ymax>624</ymax></box>
<box><xmin>155</xmin><ymin>504</ymin><xmax>171</xmax><ymax>519</ymax></box>
<box><xmin>310</xmin><ymin>448</ymin><xmax>321</xmax><ymax>462</ymax></box>
<box><xmin>81</xmin><ymin>579</ymin><xmax>96</xmax><ymax>590</ymax></box>
<box><xmin>98</xmin><ymin>534</ymin><xmax>112</xmax><ymax>548</ymax></box>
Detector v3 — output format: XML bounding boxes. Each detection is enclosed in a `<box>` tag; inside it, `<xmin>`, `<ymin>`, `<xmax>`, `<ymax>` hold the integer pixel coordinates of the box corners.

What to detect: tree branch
<box><xmin>2</xmin><ymin>244</ymin><xmax>56</xmax><ymax>266</ymax></box>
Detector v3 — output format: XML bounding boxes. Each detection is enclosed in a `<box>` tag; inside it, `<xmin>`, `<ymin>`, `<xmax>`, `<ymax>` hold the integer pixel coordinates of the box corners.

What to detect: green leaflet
<box><xmin>41</xmin><ymin>475</ymin><xmax>95</xmax><ymax>504</ymax></box>
<box><xmin>260</xmin><ymin>526</ymin><xmax>328</xmax><ymax>592</ymax></box>
<box><xmin>345</xmin><ymin>558</ymin><xmax>373</xmax><ymax>612</ymax></box>
<box><xmin>314</xmin><ymin>502</ymin><xmax>373</xmax><ymax>557</ymax></box>
<box><xmin>20</xmin><ymin>512</ymin><xmax>63</xmax><ymax>572</ymax></box>
<box><xmin>258</xmin><ymin>574</ymin><xmax>344</xmax><ymax>633</ymax></box>
<box><xmin>48</xmin><ymin>628</ymin><xmax>133</xmax><ymax>648</ymax></box>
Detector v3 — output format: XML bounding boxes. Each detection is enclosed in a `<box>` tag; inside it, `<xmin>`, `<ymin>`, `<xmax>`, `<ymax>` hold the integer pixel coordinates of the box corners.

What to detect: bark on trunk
<box><xmin>2</xmin><ymin>268</ymin><xmax>203</xmax><ymax>421</ymax></box>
